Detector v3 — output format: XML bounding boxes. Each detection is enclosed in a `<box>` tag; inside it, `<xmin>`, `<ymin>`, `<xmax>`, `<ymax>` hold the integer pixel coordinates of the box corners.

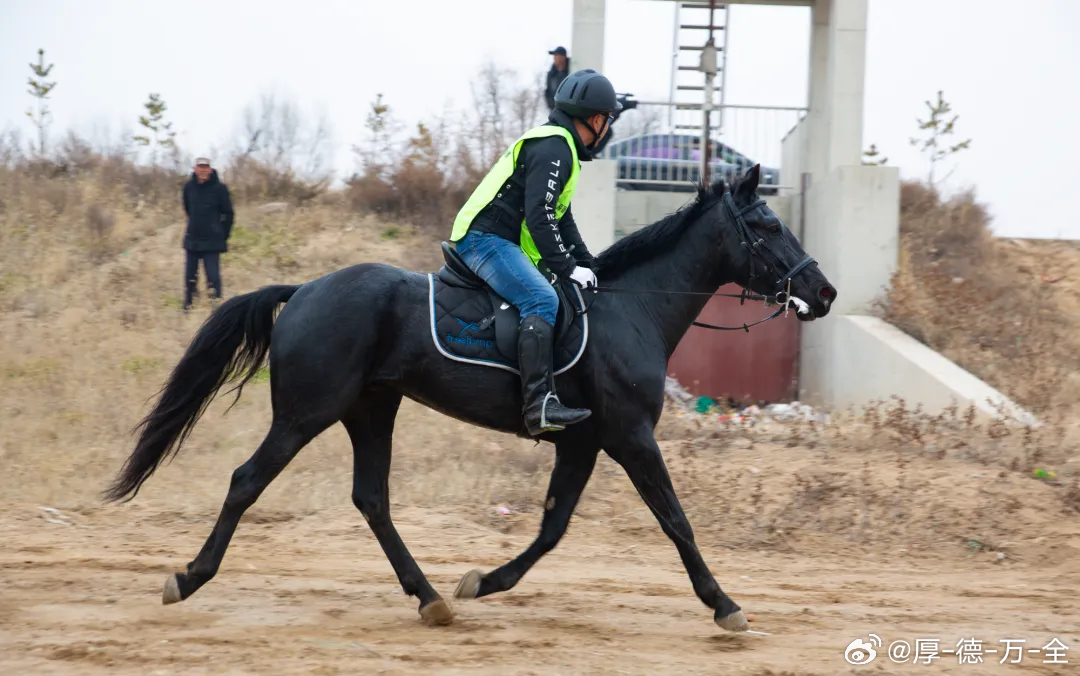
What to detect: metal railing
<box><xmin>598</xmin><ymin>102</ymin><xmax>807</xmax><ymax>193</ymax></box>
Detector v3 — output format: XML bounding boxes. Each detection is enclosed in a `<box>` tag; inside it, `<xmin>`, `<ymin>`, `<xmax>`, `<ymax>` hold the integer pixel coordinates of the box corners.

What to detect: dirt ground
<box><xmin>2</xmin><ymin>205</ymin><xmax>1080</xmax><ymax>674</ymax></box>
<box><xmin>2</xmin><ymin>390</ymin><xmax>1079</xmax><ymax>675</ymax></box>
<box><xmin>0</xmin><ymin>497</ymin><xmax>1077</xmax><ymax>676</ymax></box>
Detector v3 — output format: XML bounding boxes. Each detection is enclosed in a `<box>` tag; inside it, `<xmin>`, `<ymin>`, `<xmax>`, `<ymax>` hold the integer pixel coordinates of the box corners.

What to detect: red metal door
<box><xmin>666</xmin><ymin>283</ymin><xmax>801</xmax><ymax>404</ymax></box>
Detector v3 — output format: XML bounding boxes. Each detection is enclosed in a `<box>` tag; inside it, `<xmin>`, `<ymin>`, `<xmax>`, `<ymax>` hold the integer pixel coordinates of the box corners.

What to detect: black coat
<box><xmin>182</xmin><ymin>169</ymin><xmax>235</xmax><ymax>252</ymax></box>
<box><xmin>544</xmin><ymin>59</ymin><xmax>571</xmax><ymax>111</ymax></box>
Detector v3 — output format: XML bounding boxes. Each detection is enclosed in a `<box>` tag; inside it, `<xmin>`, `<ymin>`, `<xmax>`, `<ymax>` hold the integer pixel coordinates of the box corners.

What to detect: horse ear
<box><xmin>744</xmin><ymin>164</ymin><xmax>761</xmax><ymax>193</ymax></box>
<box><xmin>734</xmin><ymin>164</ymin><xmax>760</xmax><ymax>200</ymax></box>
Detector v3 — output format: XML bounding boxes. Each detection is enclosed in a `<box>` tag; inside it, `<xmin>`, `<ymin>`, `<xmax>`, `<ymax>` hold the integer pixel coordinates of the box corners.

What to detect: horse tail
<box><xmin>103</xmin><ymin>284</ymin><xmax>299</xmax><ymax>503</ymax></box>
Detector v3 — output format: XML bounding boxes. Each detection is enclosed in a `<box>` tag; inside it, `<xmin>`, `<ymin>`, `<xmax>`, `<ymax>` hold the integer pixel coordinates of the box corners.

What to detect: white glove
<box><xmin>569</xmin><ymin>266</ymin><xmax>598</xmax><ymax>290</ymax></box>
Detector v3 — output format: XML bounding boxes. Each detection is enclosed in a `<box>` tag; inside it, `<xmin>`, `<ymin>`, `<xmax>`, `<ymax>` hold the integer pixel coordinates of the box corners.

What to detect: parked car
<box><xmin>598</xmin><ymin>132</ymin><xmax>780</xmax><ymax>194</ymax></box>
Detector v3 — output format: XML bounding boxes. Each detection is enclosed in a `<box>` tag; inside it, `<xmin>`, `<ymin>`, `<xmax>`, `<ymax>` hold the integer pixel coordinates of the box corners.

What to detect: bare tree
<box><xmin>462</xmin><ymin>62</ymin><xmax>550</xmax><ymax>167</ymax></box>
<box><xmin>234</xmin><ymin>92</ymin><xmax>333</xmax><ymax>177</ymax></box>
<box><xmin>0</xmin><ymin>127</ymin><xmax>28</xmax><ymax>168</ymax></box>
<box><xmin>508</xmin><ymin>70</ymin><xmax>546</xmax><ymax>140</ymax></box>
<box><xmin>470</xmin><ymin>61</ymin><xmax>511</xmax><ymax>163</ymax></box>
<box><xmin>228</xmin><ymin>90</ymin><xmax>335</xmax><ymax>199</ymax></box>
<box><xmin>302</xmin><ymin>109</ymin><xmax>333</xmax><ymax>179</ymax></box>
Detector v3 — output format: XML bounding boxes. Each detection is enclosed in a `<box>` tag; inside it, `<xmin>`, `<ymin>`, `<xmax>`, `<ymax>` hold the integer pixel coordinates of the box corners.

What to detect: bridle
<box><xmin>579</xmin><ymin>189</ymin><xmax>817</xmax><ymax>332</ymax></box>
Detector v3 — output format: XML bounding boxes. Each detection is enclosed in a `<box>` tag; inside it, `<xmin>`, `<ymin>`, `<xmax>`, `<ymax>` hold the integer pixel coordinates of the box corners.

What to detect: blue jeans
<box><xmin>455</xmin><ymin>230</ymin><xmax>558</xmax><ymax>326</ymax></box>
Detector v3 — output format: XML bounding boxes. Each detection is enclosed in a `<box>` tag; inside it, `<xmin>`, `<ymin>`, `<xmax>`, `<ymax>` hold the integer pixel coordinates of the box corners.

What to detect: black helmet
<box><xmin>554</xmin><ymin>69</ymin><xmax>623</xmax><ymax>119</ymax></box>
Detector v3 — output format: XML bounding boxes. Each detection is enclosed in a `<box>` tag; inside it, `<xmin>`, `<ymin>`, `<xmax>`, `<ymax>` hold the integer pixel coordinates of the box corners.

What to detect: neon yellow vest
<box><xmin>450</xmin><ymin>125</ymin><xmax>580</xmax><ymax>267</ymax></box>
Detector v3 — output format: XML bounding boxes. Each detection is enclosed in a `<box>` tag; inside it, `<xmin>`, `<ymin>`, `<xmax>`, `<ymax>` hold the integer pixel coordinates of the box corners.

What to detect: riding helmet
<box><xmin>554</xmin><ymin>69</ymin><xmax>623</xmax><ymax>119</ymax></box>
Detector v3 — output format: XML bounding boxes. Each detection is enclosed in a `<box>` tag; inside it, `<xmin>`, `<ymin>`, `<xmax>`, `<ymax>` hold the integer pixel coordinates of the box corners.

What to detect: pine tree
<box><xmin>862</xmin><ymin>144</ymin><xmax>888</xmax><ymax>166</ymax></box>
<box><xmin>133</xmin><ymin>93</ymin><xmax>177</xmax><ymax>165</ymax></box>
<box><xmin>909</xmin><ymin>90</ymin><xmax>971</xmax><ymax>184</ymax></box>
<box><xmin>25</xmin><ymin>48</ymin><xmax>57</xmax><ymax>157</ymax></box>
<box><xmin>353</xmin><ymin>94</ymin><xmax>401</xmax><ymax>180</ymax></box>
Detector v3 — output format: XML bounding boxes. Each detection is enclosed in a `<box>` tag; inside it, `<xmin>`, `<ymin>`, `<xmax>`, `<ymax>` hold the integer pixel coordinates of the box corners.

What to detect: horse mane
<box><xmin>592</xmin><ymin>175</ymin><xmax>745</xmax><ymax>278</ymax></box>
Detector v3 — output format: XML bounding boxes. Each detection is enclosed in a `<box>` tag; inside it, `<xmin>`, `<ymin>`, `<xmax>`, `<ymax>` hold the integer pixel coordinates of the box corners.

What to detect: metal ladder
<box><xmin>667</xmin><ymin>1</ymin><xmax>730</xmax><ymax>138</ymax></box>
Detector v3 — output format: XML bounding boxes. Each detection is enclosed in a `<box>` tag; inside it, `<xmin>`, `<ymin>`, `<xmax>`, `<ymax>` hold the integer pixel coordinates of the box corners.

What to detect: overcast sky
<box><xmin>2</xmin><ymin>0</ymin><xmax>1077</xmax><ymax>238</ymax></box>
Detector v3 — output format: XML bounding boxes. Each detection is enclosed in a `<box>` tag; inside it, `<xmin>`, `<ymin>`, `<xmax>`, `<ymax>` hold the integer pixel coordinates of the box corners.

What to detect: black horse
<box><xmin>105</xmin><ymin>165</ymin><xmax>836</xmax><ymax>632</ymax></box>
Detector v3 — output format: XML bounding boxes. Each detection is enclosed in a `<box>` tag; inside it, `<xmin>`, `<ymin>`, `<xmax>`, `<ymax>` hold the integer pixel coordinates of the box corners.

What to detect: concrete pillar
<box><xmin>570</xmin><ymin>0</ymin><xmax>610</xmax><ymax>256</ymax></box>
<box><xmin>805</xmin><ymin>0</ymin><xmax>867</xmax><ymax>179</ymax></box>
<box><xmin>800</xmin><ymin>165</ymin><xmax>899</xmax><ymax>318</ymax></box>
<box><xmin>571</xmin><ymin>0</ymin><xmax>606</xmax><ymax>74</ymax></box>
<box><xmin>798</xmin><ymin>0</ymin><xmax>877</xmax><ymax>406</ymax></box>
<box><xmin>798</xmin><ymin>164</ymin><xmax>900</xmax><ymax>403</ymax></box>
<box><xmin>572</xmin><ymin>159</ymin><xmax>617</xmax><ymax>253</ymax></box>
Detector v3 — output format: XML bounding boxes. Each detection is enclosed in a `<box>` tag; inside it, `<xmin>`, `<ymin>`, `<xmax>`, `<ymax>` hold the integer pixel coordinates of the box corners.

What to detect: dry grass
<box><xmin>876</xmin><ymin>181</ymin><xmax>1080</xmax><ymax>417</ymax></box>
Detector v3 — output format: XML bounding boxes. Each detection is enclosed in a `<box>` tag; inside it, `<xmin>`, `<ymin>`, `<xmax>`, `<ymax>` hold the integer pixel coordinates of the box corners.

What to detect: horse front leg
<box><xmin>607</xmin><ymin>425</ymin><xmax>748</xmax><ymax>632</ymax></box>
<box><xmin>454</xmin><ymin>437</ymin><xmax>598</xmax><ymax>600</ymax></box>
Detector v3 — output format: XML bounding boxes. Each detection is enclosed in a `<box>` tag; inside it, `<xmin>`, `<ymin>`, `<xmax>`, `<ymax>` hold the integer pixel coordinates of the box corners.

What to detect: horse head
<box><xmin>720</xmin><ymin>164</ymin><xmax>836</xmax><ymax>320</ymax></box>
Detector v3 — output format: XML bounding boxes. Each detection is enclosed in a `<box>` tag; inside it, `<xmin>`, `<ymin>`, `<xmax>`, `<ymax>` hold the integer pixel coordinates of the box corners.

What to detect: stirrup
<box><xmin>539</xmin><ymin>392</ymin><xmax>566</xmax><ymax>432</ymax></box>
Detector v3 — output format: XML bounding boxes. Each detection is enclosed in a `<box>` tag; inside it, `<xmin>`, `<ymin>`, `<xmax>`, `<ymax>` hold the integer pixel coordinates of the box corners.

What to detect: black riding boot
<box><xmin>518</xmin><ymin>314</ymin><xmax>591</xmax><ymax>436</ymax></box>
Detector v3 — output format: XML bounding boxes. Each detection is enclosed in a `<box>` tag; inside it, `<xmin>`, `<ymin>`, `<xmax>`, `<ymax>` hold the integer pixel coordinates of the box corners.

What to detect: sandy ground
<box><xmin>2</xmin><ymin>497</ymin><xmax>1078</xmax><ymax>676</ymax></box>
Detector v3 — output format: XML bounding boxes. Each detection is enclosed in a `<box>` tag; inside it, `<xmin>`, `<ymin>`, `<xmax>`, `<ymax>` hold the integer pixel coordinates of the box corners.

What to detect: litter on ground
<box><xmin>664</xmin><ymin>376</ymin><xmax>830</xmax><ymax>428</ymax></box>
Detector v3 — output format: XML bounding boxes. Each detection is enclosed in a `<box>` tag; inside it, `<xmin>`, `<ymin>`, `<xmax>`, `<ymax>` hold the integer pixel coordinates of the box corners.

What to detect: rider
<box><xmin>450</xmin><ymin>69</ymin><xmax>621</xmax><ymax>437</ymax></box>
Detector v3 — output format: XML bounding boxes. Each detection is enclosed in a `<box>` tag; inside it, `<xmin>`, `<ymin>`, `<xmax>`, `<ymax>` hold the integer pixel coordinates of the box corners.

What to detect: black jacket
<box><xmin>469</xmin><ymin>111</ymin><xmax>595</xmax><ymax>280</ymax></box>
<box><xmin>544</xmin><ymin>60</ymin><xmax>570</xmax><ymax>111</ymax></box>
<box><xmin>182</xmin><ymin>169</ymin><xmax>234</xmax><ymax>252</ymax></box>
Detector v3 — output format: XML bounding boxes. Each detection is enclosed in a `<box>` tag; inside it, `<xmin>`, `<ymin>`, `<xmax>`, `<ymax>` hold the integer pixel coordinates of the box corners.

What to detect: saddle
<box><xmin>427</xmin><ymin>241</ymin><xmax>589</xmax><ymax>375</ymax></box>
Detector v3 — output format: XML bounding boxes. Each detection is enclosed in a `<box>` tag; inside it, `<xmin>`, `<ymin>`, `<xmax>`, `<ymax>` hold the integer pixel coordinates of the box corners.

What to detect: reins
<box><xmin>590</xmin><ymin>286</ymin><xmax>770</xmax><ymax>302</ymax></box>
<box><xmin>582</xmin><ymin>281</ymin><xmax>792</xmax><ymax>332</ymax></box>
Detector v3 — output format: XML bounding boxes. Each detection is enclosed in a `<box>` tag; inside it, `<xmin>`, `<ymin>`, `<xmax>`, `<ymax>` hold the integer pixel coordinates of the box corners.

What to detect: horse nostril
<box><xmin>818</xmin><ymin>285</ymin><xmax>836</xmax><ymax>301</ymax></box>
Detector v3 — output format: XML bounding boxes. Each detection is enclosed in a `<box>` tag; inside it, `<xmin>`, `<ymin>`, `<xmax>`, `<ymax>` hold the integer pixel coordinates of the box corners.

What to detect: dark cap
<box><xmin>548</xmin><ymin>46</ymin><xmax>568</xmax><ymax>56</ymax></box>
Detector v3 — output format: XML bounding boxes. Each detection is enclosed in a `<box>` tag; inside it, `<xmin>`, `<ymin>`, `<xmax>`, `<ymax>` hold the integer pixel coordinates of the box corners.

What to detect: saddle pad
<box><xmin>428</xmin><ymin>273</ymin><xmax>588</xmax><ymax>375</ymax></box>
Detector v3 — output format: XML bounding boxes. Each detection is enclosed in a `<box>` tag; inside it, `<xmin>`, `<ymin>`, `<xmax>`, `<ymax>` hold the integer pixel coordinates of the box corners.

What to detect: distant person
<box><xmin>544</xmin><ymin>46</ymin><xmax>571</xmax><ymax>112</ymax></box>
<box><xmin>181</xmin><ymin>157</ymin><xmax>234</xmax><ymax>313</ymax></box>
<box><xmin>450</xmin><ymin>69</ymin><xmax>622</xmax><ymax>437</ymax></box>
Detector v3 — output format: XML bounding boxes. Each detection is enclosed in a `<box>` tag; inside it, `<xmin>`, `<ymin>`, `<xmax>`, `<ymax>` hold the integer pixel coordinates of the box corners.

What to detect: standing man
<box><xmin>181</xmin><ymin>157</ymin><xmax>234</xmax><ymax>312</ymax></box>
<box><xmin>543</xmin><ymin>46</ymin><xmax>571</xmax><ymax>112</ymax></box>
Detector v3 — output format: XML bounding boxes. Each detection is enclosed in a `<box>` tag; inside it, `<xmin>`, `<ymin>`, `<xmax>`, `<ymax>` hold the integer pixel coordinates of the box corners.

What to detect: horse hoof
<box><xmin>715</xmin><ymin>609</ymin><xmax>750</xmax><ymax>632</ymax></box>
<box><xmin>453</xmin><ymin>569</ymin><xmax>485</xmax><ymax>600</ymax></box>
<box><xmin>419</xmin><ymin>598</ymin><xmax>454</xmax><ymax>626</ymax></box>
<box><xmin>162</xmin><ymin>573</ymin><xmax>183</xmax><ymax>605</ymax></box>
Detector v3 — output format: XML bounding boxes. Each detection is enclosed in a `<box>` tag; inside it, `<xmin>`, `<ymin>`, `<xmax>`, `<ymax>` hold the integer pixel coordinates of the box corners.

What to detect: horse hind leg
<box><xmin>162</xmin><ymin>417</ymin><xmax>329</xmax><ymax>604</ymax></box>
<box><xmin>342</xmin><ymin>388</ymin><xmax>452</xmax><ymax>626</ymax></box>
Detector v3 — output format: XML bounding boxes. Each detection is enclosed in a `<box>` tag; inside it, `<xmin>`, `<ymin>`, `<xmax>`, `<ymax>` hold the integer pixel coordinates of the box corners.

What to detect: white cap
<box><xmin>194</xmin><ymin>157</ymin><xmax>211</xmax><ymax>166</ymax></box>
